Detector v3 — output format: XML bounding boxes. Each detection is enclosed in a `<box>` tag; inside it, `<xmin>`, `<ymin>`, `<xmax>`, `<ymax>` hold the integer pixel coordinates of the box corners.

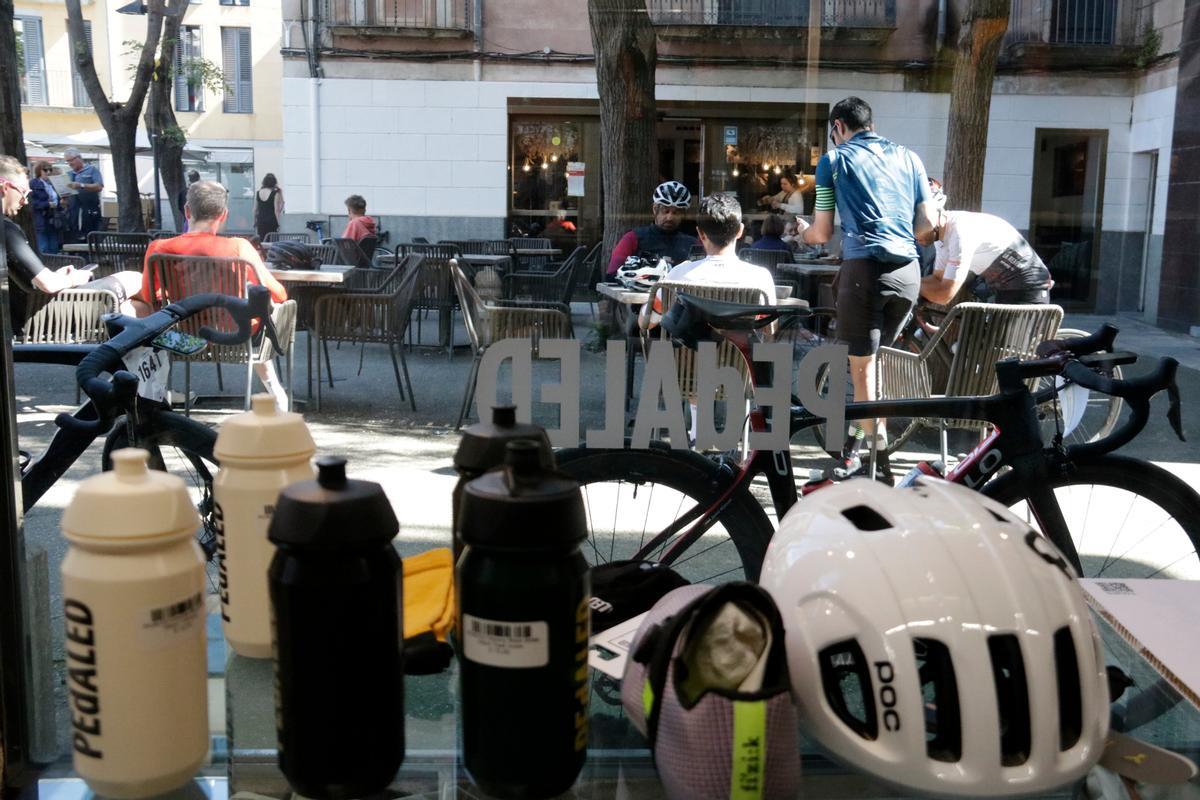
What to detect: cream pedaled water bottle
<box><xmin>60</xmin><ymin>448</ymin><xmax>209</xmax><ymax>799</ymax></box>
<box><xmin>214</xmin><ymin>393</ymin><xmax>316</xmax><ymax>658</ymax></box>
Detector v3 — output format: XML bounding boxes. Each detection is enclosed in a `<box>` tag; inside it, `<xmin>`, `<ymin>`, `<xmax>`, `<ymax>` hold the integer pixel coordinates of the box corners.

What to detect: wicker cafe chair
<box><xmin>501</xmin><ymin>245</ymin><xmax>587</xmax><ymax>335</ymax></box>
<box><xmin>86</xmin><ymin>231</ymin><xmax>151</xmax><ymax>278</ymax></box>
<box><xmin>146</xmin><ymin>254</ymin><xmax>298</xmax><ymax>413</ymax></box>
<box><xmin>451</xmin><ymin>259</ymin><xmax>571</xmax><ymax>428</ymax></box>
<box><xmin>876</xmin><ymin>302</ymin><xmax>1063</xmax><ymax>461</ymax></box>
<box><xmin>264</xmin><ymin>231</ymin><xmax>312</xmax><ymax>244</ymax></box>
<box><xmin>8</xmin><ymin>254</ymin><xmax>118</xmax><ymax>346</ymax></box>
<box><xmin>397</xmin><ymin>243</ymin><xmax>459</xmax><ymax>352</ymax></box>
<box><xmin>313</xmin><ymin>255</ymin><xmax>423</xmax><ymax>412</ymax></box>
<box><xmin>306</xmin><ymin>243</ymin><xmax>347</xmax><ymax>266</ymax></box>
<box><xmin>510</xmin><ymin>237</ymin><xmax>554</xmax><ymax>270</ymax></box>
<box><xmin>322</xmin><ymin>237</ymin><xmax>372</xmax><ymax>268</ymax></box>
<box><xmin>570</xmin><ymin>242</ymin><xmax>604</xmax><ymax>315</ymax></box>
<box><xmin>651</xmin><ymin>281</ymin><xmax>772</xmax><ymax>403</ymax></box>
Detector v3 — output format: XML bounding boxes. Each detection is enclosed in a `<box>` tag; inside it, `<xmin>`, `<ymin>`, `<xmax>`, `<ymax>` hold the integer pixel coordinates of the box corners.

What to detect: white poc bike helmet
<box><xmin>617</xmin><ymin>256</ymin><xmax>669</xmax><ymax>292</ymax></box>
<box><xmin>760</xmin><ymin>478</ymin><xmax>1109</xmax><ymax>798</ymax></box>
<box><xmin>652</xmin><ymin>180</ymin><xmax>692</xmax><ymax>209</ymax></box>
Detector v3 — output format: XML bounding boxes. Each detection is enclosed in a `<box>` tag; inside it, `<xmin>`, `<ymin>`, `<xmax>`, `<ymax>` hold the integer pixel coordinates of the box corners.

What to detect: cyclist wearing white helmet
<box><xmin>605</xmin><ymin>181</ymin><xmax>699</xmax><ymax>277</ymax></box>
<box><xmin>919</xmin><ymin>177</ymin><xmax>1053</xmax><ymax>306</ymax></box>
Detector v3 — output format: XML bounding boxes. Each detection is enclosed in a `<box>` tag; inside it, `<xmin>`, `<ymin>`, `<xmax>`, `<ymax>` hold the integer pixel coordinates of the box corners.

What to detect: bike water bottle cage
<box><xmin>759</xmin><ymin>478</ymin><xmax>1110</xmax><ymax>797</ymax></box>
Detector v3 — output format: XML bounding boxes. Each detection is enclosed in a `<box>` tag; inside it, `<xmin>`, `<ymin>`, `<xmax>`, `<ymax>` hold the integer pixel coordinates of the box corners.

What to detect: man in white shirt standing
<box><xmin>639</xmin><ymin>193</ymin><xmax>776</xmax><ymax>330</ymax></box>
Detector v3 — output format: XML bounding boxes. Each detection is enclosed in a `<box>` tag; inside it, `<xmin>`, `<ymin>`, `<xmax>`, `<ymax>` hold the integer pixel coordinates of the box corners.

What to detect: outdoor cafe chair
<box><xmin>451</xmin><ymin>259</ymin><xmax>572</xmax><ymax>428</ymax></box>
<box><xmin>306</xmin><ymin>242</ymin><xmax>347</xmax><ymax>266</ymax></box>
<box><xmin>313</xmin><ymin>255</ymin><xmax>423</xmax><ymax>412</ymax></box>
<box><xmin>510</xmin><ymin>237</ymin><xmax>554</xmax><ymax>270</ymax></box>
<box><xmin>146</xmin><ymin>254</ymin><xmax>298</xmax><ymax>414</ymax></box>
<box><xmin>321</xmin><ymin>237</ymin><xmax>372</xmax><ymax>268</ymax></box>
<box><xmin>740</xmin><ymin>248</ymin><xmax>793</xmax><ymax>283</ymax></box>
<box><xmin>13</xmin><ymin>253</ymin><xmax>120</xmax><ymax>346</ymax></box>
<box><xmin>86</xmin><ymin>231</ymin><xmax>151</xmax><ymax>278</ymax></box>
<box><xmin>264</xmin><ymin>231</ymin><xmax>313</xmax><ymax>244</ymax></box>
<box><xmin>397</xmin><ymin>243</ymin><xmax>459</xmax><ymax>353</ymax></box>
<box><xmin>501</xmin><ymin>245</ymin><xmax>586</xmax><ymax>335</ymax></box>
<box><xmin>568</xmin><ymin>242</ymin><xmax>604</xmax><ymax>318</ymax></box>
<box><xmin>876</xmin><ymin>302</ymin><xmax>1063</xmax><ymax>462</ymax></box>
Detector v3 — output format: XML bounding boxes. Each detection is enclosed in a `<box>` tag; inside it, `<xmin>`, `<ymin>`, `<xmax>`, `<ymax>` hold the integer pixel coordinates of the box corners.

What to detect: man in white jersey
<box><xmin>919</xmin><ymin>179</ymin><xmax>1052</xmax><ymax>306</ymax></box>
<box><xmin>639</xmin><ymin>193</ymin><xmax>775</xmax><ymax>330</ymax></box>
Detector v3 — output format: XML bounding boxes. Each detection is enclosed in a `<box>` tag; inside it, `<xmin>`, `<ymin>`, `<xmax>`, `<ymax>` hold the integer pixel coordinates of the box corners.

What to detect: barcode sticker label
<box><xmin>139</xmin><ymin>591</ymin><xmax>204</xmax><ymax>650</ymax></box>
<box><xmin>462</xmin><ymin>614</ymin><xmax>549</xmax><ymax>669</ymax></box>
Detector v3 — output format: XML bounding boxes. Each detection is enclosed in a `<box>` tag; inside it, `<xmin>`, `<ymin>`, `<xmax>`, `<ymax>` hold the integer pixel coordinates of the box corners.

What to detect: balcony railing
<box><xmin>324</xmin><ymin>0</ymin><xmax>473</xmax><ymax>31</ymax></box>
<box><xmin>646</xmin><ymin>0</ymin><xmax>895</xmax><ymax>29</ymax></box>
<box><xmin>1007</xmin><ymin>0</ymin><xmax>1135</xmax><ymax>47</ymax></box>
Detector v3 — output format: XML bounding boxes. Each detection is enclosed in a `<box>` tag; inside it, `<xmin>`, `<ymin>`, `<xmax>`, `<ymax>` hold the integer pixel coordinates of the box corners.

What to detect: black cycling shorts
<box><xmin>836</xmin><ymin>257</ymin><xmax>920</xmax><ymax>357</ymax></box>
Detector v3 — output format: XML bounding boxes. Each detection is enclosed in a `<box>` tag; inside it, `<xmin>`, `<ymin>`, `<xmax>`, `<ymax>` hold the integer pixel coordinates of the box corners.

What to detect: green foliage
<box><xmin>121</xmin><ymin>38</ymin><xmax>228</xmax><ymax>93</ymax></box>
<box><xmin>1135</xmin><ymin>23</ymin><xmax>1162</xmax><ymax>69</ymax></box>
<box><xmin>14</xmin><ymin>28</ymin><xmax>24</xmax><ymax>77</ymax></box>
<box><xmin>160</xmin><ymin>125</ymin><xmax>187</xmax><ymax>147</ymax></box>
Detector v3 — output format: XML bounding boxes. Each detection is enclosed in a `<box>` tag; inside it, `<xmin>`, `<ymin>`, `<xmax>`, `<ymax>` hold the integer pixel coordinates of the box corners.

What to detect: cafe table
<box><xmin>30</xmin><ymin>598</ymin><xmax>1200</xmax><ymax>800</ymax></box>
<box><xmin>778</xmin><ymin>259</ymin><xmax>840</xmax><ymax>307</ymax></box>
<box><xmin>269</xmin><ymin>264</ymin><xmax>354</xmax><ymax>404</ymax></box>
<box><xmin>268</xmin><ymin>264</ymin><xmax>353</xmax><ymax>284</ymax></box>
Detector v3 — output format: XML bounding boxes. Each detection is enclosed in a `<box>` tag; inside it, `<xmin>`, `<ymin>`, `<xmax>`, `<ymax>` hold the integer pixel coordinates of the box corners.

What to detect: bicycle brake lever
<box><xmin>55</xmin><ymin>371</ymin><xmax>138</xmax><ymax>435</ymax></box>
<box><xmin>1167</xmin><ymin>380</ymin><xmax>1185</xmax><ymax>442</ymax></box>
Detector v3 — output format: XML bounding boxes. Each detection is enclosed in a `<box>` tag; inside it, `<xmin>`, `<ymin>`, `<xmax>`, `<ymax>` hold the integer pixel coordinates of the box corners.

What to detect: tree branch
<box><xmin>66</xmin><ymin>0</ymin><xmax>115</xmax><ymax>128</ymax></box>
<box><xmin>121</xmin><ymin>0</ymin><xmax>172</xmax><ymax>122</ymax></box>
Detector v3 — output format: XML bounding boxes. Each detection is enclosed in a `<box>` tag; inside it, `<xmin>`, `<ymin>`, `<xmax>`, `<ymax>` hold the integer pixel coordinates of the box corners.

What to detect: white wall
<box><xmin>281</xmin><ymin>75</ymin><xmax>1156</xmax><ymax>236</ymax></box>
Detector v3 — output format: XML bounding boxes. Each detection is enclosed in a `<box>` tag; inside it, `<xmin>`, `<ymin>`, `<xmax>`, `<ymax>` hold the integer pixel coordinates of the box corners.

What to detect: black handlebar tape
<box><xmin>1060</xmin><ymin>357</ymin><xmax>1177</xmax><ymax>400</ymax></box>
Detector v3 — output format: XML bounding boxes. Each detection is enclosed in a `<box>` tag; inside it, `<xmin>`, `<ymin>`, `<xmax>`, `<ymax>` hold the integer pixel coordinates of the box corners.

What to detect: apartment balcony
<box><xmin>1005</xmin><ymin>0</ymin><xmax>1143</xmax><ymax>68</ymax></box>
<box><xmin>647</xmin><ymin>0</ymin><xmax>897</xmax><ymax>42</ymax></box>
<box><xmin>324</xmin><ymin>0</ymin><xmax>474</xmax><ymax>37</ymax></box>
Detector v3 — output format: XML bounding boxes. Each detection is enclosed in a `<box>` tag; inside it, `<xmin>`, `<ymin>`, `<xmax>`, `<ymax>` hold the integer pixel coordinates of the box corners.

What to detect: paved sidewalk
<box><xmin>1065</xmin><ymin>313</ymin><xmax>1200</xmax><ymax>372</ymax></box>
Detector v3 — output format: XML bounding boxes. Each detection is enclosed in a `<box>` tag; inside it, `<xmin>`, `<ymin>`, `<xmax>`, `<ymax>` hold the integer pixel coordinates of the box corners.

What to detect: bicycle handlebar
<box><xmin>55</xmin><ymin>285</ymin><xmax>275</xmax><ymax>436</ymax></box>
<box><xmin>1036</xmin><ymin>323</ymin><xmax>1119</xmax><ymax>359</ymax></box>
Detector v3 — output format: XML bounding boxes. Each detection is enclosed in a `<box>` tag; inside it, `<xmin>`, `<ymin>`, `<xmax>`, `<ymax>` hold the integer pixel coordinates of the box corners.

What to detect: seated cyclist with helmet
<box><xmin>918</xmin><ymin>178</ymin><xmax>1053</xmax><ymax>306</ymax></box>
<box><xmin>139</xmin><ymin>180</ymin><xmax>291</xmax><ymax>411</ymax></box>
<box><xmin>638</xmin><ymin>193</ymin><xmax>776</xmax><ymax>331</ymax></box>
<box><xmin>606</xmin><ymin>181</ymin><xmax>699</xmax><ymax>277</ymax></box>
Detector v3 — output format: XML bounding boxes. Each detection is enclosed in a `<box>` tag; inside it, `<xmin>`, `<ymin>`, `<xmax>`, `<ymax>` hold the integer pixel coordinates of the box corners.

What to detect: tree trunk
<box><xmin>67</xmin><ymin>0</ymin><xmax>173</xmax><ymax>232</ymax></box>
<box><xmin>0</xmin><ymin>0</ymin><xmax>35</xmax><ymax>247</ymax></box>
<box><xmin>587</xmin><ymin>0</ymin><xmax>658</xmax><ymax>269</ymax></box>
<box><xmin>145</xmin><ymin>10</ymin><xmax>186</xmax><ymax>231</ymax></box>
<box><xmin>942</xmin><ymin>0</ymin><xmax>1011</xmax><ymax>212</ymax></box>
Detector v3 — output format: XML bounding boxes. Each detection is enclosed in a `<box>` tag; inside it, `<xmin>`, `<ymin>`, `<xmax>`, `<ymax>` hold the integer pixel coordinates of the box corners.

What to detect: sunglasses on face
<box><xmin>1</xmin><ymin>179</ymin><xmax>30</xmax><ymax>200</ymax></box>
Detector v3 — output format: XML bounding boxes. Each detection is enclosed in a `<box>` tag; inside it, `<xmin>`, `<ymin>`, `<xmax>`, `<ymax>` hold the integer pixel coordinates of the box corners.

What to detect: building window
<box><xmin>70</xmin><ymin>20</ymin><xmax>93</xmax><ymax>108</ymax></box>
<box><xmin>174</xmin><ymin>25</ymin><xmax>204</xmax><ymax>112</ymax></box>
<box><xmin>221</xmin><ymin>27</ymin><xmax>253</xmax><ymax>113</ymax></box>
<box><xmin>14</xmin><ymin>16</ymin><xmax>47</xmax><ymax>107</ymax></box>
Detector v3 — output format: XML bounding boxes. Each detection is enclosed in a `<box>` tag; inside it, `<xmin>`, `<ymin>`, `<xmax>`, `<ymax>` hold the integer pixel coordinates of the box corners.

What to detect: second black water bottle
<box><xmin>268</xmin><ymin>457</ymin><xmax>404</xmax><ymax>800</ymax></box>
<box><xmin>457</xmin><ymin>440</ymin><xmax>590</xmax><ymax>799</ymax></box>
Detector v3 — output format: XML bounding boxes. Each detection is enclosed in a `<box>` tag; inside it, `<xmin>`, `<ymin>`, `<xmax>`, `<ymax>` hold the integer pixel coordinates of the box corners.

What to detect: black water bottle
<box><xmin>452</xmin><ymin>405</ymin><xmax>554</xmax><ymax>566</ymax></box>
<box><xmin>458</xmin><ymin>441</ymin><xmax>590</xmax><ymax>799</ymax></box>
<box><xmin>268</xmin><ymin>457</ymin><xmax>404</xmax><ymax>800</ymax></box>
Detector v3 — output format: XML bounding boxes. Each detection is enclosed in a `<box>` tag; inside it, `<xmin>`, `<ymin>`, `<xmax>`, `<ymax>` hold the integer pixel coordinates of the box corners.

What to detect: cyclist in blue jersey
<box><xmin>795</xmin><ymin>97</ymin><xmax>937</xmax><ymax>478</ymax></box>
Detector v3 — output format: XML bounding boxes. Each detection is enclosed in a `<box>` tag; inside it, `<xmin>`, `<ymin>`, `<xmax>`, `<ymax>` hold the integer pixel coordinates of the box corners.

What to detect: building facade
<box><xmin>15</xmin><ymin>0</ymin><xmax>284</xmax><ymax>230</ymax></box>
<box><xmin>276</xmin><ymin>0</ymin><xmax>1196</xmax><ymax>330</ymax></box>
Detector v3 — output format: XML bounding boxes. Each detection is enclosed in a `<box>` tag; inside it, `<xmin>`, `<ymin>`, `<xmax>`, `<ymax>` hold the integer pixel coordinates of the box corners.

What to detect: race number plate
<box><xmin>122</xmin><ymin>346</ymin><xmax>170</xmax><ymax>403</ymax></box>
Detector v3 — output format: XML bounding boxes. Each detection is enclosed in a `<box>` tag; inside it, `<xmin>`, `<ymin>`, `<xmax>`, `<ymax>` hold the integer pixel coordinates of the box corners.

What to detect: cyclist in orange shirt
<box><xmin>139</xmin><ymin>180</ymin><xmax>290</xmax><ymax>409</ymax></box>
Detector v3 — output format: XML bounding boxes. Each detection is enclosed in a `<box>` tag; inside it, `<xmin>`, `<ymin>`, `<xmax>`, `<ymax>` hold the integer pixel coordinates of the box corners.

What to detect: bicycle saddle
<box><xmin>662</xmin><ymin>293</ymin><xmax>807</xmax><ymax>349</ymax></box>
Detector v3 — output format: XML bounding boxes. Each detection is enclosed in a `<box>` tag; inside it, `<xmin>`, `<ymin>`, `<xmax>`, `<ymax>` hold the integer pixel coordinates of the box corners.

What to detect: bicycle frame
<box><xmin>630</xmin><ymin>325</ymin><xmax>1123</xmax><ymax>571</ymax></box>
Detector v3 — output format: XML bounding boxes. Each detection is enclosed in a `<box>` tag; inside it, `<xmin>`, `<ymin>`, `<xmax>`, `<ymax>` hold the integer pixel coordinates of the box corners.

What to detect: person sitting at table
<box><xmin>639</xmin><ymin>193</ymin><xmax>776</xmax><ymax>331</ymax></box>
<box><xmin>139</xmin><ymin>180</ymin><xmax>290</xmax><ymax>410</ymax></box>
<box><xmin>751</xmin><ymin>213</ymin><xmax>793</xmax><ymax>253</ymax></box>
<box><xmin>341</xmin><ymin>194</ymin><xmax>377</xmax><ymax>242</ymax></box>
<box><xmin>760</xmin><ymin>171</ymin><xmax>811</xmax><ymax>214</ymax></box>
<box><xmin>606</xmin><ymin>181</ymin><xmax>699</xmax><ymax>276</ymax></box>
<box><xmin>0</xmin><ymin>154</ymin><xmax>146</xmax><ymax>316</ymax></box>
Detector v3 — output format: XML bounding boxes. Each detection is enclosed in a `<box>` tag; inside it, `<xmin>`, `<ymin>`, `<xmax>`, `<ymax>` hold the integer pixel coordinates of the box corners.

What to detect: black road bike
<box><xmin>16</xmin><ymin>286</ymin><xmax>277</xmax><ymax>559</ymax></box>
<box><xmin>557</xmin><ymin>296</ymin><xmax>1199</xmax><ymax>584</ymax></box>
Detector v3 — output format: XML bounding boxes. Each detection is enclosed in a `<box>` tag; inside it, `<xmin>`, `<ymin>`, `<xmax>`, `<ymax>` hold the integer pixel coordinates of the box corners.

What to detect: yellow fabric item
<box><xmin>402</xmin><ymin>548</ymin><xmax>455</xmax><ymax>643</ymax></box>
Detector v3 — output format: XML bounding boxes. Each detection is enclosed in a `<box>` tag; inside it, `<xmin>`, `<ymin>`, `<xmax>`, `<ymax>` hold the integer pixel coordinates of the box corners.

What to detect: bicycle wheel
<box><xmin>1034</xmin><ymin>329</ymin><xmax>1123</xmax><ymax>445</ymax></box>
<box><xmin>557</xmin><ymin>443</ymin><xmax>774</xmax><ymax>583</ymax></box>
<box><xmin>983</xmin><ymin>455</ymin><xmax>1200</xmax><ymax>579</ymax></box>
<box><xmin>102</xmin><ymin>407</ymin><xmax>219</xmax><ymax>562</ymax></box>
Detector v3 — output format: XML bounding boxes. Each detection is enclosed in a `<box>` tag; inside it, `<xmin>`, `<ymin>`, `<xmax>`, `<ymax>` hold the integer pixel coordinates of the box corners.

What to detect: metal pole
<box><xmin>0</xmin><ymin>244</ymin><xmax>32</xmax><ymax>782</ymax></box>
<box><xmin>152</xmin><ymin>133</ymin><xmax>162</xmax><ymax>230</ymax></box>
